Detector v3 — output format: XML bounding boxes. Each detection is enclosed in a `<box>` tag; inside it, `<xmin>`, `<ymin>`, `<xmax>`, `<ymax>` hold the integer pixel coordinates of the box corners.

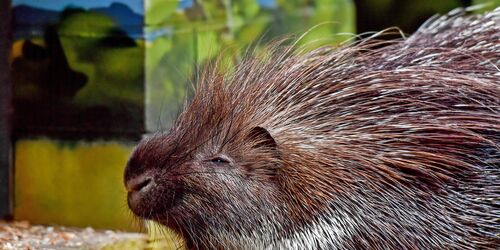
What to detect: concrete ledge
<box><xmin>0</xmin><ymin>220</ymin><xmax>148</xmax><ymax>249</ymax></box>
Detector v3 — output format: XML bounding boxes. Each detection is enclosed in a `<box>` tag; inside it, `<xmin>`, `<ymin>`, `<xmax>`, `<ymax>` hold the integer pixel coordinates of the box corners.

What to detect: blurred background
<box><xmin>0</xmin><ymin>0</ymin><xmax>498</xmax><ymax>248</ymax></box>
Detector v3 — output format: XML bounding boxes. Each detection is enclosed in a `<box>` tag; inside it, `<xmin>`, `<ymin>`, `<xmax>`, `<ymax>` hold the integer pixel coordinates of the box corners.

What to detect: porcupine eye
<box><xmin>210</xmin><ymin>157</ymin><xmax>230</xmax><ymax>165</ymax></box>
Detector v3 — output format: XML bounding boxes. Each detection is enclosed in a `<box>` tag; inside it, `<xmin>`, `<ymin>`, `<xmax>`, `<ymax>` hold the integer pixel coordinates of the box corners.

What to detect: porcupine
<box><xmin>125</xmin><ymin>7</ymin><xmax>500</xmax><ymax>249</ymax></box>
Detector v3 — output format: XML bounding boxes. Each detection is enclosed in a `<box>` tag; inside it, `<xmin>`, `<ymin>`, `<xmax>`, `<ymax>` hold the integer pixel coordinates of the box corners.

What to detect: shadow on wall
<box><xmin>11</xmin><ymin>6</ymin><xmax>144</xmax><ymax>140</ymax></box>
<box><xmin>354</xmin><ymin>0</ymin><xmax>473</xmax><ymax>36</ymax></box>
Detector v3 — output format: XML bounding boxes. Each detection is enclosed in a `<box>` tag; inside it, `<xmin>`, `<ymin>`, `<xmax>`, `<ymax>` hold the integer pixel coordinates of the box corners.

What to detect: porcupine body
<box><xmin>125</xmin><ymin>7</ymin><xmax>500</xmax><ymax>249</ymax></box>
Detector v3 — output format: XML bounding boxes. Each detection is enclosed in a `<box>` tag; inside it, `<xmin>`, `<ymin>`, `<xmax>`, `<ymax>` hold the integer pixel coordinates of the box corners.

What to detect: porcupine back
<box><xmin>168</xmin><ymin>7</ymin><xmax>500</xmax><ymax>249</ymax></box>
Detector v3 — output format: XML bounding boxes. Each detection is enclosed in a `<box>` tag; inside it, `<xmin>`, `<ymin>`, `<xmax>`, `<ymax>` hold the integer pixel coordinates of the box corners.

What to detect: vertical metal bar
<box><xmin>0</xmin><ymin>0</ymin><xmax>13</xmax><ymax>219</ymax></box>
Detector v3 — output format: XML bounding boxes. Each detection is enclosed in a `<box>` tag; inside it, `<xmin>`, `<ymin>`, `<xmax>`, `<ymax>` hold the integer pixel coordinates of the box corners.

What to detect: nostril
<box><xmin>126</xmin><ymin>175</ymin><xmax>153</xmax><ymax>192</ymax></box>
<box><xmin>135</xmin><ymin>178</ymin><xmax>151</xmax><ymax>191</ymax></box>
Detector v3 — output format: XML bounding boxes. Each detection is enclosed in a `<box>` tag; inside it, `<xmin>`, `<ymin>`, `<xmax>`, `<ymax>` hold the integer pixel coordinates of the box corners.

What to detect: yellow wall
<box><xmin>14</xmin><ymin>139</ymin><xmax>139</xmax><ymax>231</ymax></box>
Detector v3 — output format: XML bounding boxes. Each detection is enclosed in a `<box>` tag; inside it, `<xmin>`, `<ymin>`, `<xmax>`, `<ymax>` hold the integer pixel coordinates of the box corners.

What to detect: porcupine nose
<box><xmin>126</xmin><ymin>173</ymin><xmax>156</xmax><ymax>216</ymax></box>
<box><xmin>126</xmin><ymin>174</ymin><xmax>153</xmax><ymax>193</ymax></box>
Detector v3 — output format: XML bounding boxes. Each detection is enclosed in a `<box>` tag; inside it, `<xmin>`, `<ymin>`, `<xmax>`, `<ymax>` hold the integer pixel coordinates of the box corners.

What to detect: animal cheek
<box><xmin>240</xmin><ymin>160</ymin><xmax>281</xmax><ymax>182</ymax></box>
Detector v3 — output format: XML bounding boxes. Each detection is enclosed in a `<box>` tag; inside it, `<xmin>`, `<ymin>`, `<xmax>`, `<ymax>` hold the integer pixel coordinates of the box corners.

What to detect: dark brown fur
<box><xmin>125</xmin><ymin>7</ymin><xmax>499</xmax><ymax>250</ymax></box>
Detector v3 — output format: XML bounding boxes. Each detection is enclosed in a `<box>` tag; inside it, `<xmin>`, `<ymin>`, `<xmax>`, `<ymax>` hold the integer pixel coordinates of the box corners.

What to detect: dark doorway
<box><xmin>0</xmin><ymin>0</ymin><xmax>13</xmax><ymax>219</ymax></box>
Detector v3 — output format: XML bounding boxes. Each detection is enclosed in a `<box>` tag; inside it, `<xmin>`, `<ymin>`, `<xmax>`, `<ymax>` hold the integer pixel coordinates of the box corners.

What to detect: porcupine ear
<box><xmin>248</xmin><ymin>126</ymin><xmax>278</xmax><ymax>151</ymax></box>
<box><xmin>247</xmin><ymin>127</ymin><xmax>281</xmax><ymax>179</ymax></box>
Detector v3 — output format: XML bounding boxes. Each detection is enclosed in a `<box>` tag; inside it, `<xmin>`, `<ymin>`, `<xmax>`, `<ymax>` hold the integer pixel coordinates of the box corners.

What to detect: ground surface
<box><xmin>0</xmin><ymin>220</ymin><xmax>148</xmax><ymax>249</ymax></box>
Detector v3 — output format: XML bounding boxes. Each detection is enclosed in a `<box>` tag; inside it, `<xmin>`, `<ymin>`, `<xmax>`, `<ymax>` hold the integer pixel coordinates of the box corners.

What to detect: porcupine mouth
<box><xmin>128</xmin><ymin>183</ymin><xmax>186</xmax><ymax>220</ymax></box>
